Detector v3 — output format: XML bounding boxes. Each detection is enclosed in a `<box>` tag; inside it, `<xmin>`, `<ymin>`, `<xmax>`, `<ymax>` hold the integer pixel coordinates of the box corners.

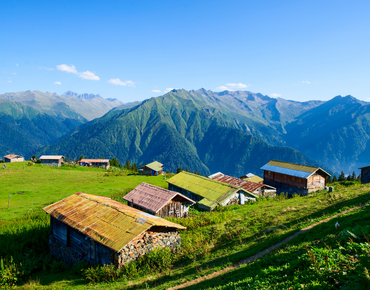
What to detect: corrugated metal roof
<box><xmin>39</xmin><ymin>155</ymin><xmax>64</xmax><ymax>160</ymax></box>
<box><xmin>3</xmin><ymin>154</ymin><xmax>22</xmax><ymax>159</ymax></box>
<box><xmin>209</xmin><ymin>172</ymin><xmax>273</xmax><ymax>193</ymax></box>
<box><xmin>261</xmin><ymin>160</ymin><xmax>330</xmax><ymax>178</ymax></box>
<box><xmin>144</xmin><ymin>161</ymin><xmax>163</xmax><ymax>172</ymax></box>
<box><xmin>246</xmin><ymin>176</ymin><xmax>264</xmax><ymax>183</ymax></box>
<box><xmin>79</xmin><ymin>159</ymin><xmax>110</xmax><ymax>163</ymax></box>
<box><xmin>43</xmin><ymin>193</ymin><xmax>185</xmax><ymax>252</ymax></box>
<box><xmin>166</xmin><ymin>172</ymin><xmax>250</xmax><ymax>210</ymax></box>
<box><xmin>123</xmin><ymin>183</ymin><xmax>195</xmax><ymax>214</ymax></box>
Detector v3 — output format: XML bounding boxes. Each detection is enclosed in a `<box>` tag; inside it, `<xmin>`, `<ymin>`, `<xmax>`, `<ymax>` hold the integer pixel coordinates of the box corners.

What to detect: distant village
<box><xmin>2</xmin><ymin>153</ymin><xmax>370</xmax><ymax>267</ymax></box>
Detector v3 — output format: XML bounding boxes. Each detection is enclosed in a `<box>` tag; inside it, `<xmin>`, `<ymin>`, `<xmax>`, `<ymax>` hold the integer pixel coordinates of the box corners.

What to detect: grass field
<box><xmin>0</xmin><ymin>162</ymin><xmax>369</xmax><ymax>289</ymax></box>
<box><xmin>0</xmin><ymin>162</ymin><xmax>167</xmax><ymax>221</ymax></box>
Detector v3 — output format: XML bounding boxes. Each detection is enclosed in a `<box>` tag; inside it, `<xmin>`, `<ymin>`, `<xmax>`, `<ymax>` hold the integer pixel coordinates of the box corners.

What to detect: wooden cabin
<box><xmin>3</xmin><ymin>154</ymin><xmax>24</xmax><ymax>163</ymax></box>
<box><xmin>261</xmin><ymin>160</ymin><xmax>331</xmax><ymax>196</ymax></box>
<box><xmin>209</xmin><ymin>172</ymin><xmax>276</xmax><ymax>197</ymax></box>
<box><xmin>239</xmin><ymin>173</ymin><xmax>264</xmax><ymax>184</ymax></box>
<box><xmin>43</xmin><ymin>193</ymin><xmax>185</xmax><ymax>266</ymax></box>
<box><xmin>123</xmin><ymin>183</ymin><xmax>195</xmax><ymax>218</ymax></box>
<box><xmin>139</xmin><ymin>161</ymin><xmax>163</xmax><ymax>176</ymax></box>
<box><xmin>78</xmin><ymin>159</ymin><xmax>110</xmax><ymax>169</ymax></box>
<box><xmin>39</xmin><ymin>155</ymin><xmax>64</xmax><ymax>167</ymax></box>
<box><xmin>167</xmin><ymin>171</ymin><xmax>257</xmax><ymax>211</ymax></box>
<box><xmin>360</xmin><ymin>166</ymin><xmax>370</xmax><ymax>184</ymax></box>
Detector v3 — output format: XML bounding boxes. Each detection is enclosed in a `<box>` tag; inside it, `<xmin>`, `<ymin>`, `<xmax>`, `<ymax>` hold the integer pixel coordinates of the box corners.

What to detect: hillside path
<box><xmin>168</xmin><ymin>201</ymin><xmax>369</xmax><ymax>290</ymax></box>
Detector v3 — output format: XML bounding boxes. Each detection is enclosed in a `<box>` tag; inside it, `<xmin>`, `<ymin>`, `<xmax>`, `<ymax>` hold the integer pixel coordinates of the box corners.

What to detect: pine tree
<box><xmin>332</xmin><ymin>175</ymin><xmax>338</xmax><ymax>182</ymax></box>
<box><xmin>132</xmin><ymin>163</ymin><xmax>138</xmax><ymax>172</ymax></box>
<box><xmin>176</xmin><ymin>167</ymin><xmax>182</xmax><ymax>174</ymax></box>
<box><xmin>338</xmin><ymin>171</ymin><xmax>345</xmax><ymax>181</ymax></box>
<box><xmin>111</xmin><ymin>157</ymin><xmax>121</xmax><ymax>168</ymax></box>
<box><xmin>347</xmin><ymin>173</ymin><xmax>352</xmax><ymax>181</ymax></box>
<box><xmin>352</xmin><ymin>171</ymin><xmax>357</xmax><ymax>181</ymax></box>
<box><xmin>125</xmin><ymin>159</ymin><xmax>131</xmax><ymax>170</ymax></box>
<box><xmin>79</xmin><ymin>155</ymin><xmax>84</xmax><ymax>161</ymax></box>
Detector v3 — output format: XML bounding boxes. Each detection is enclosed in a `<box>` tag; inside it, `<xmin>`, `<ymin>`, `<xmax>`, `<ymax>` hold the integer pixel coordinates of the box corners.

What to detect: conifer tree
<box><xmin>338</xmin><ymin>171</ymin><xmax>345</xmax><ymax>181</ymax></box>
<box><xmin>125</xmin><ymin>159</ymin><xmax>131</xmax><ymax>170</ymax></box>
<box><xmin>176</xmin><ymin>167</ymin><xmax>182</xmax><ymax>174</ymax></box>
<box><xmin>332</xmin><ymin>175</ymin><xmax>338</xmax><ymax>182</ymax></box>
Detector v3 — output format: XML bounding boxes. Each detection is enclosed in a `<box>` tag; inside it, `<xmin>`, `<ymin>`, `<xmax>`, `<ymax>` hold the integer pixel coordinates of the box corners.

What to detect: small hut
<box><xmin>43</xmin><ymin>193</ymin><xmax>185</xmax><ymax>266</ymax></box>
<box><xmin>39</xmin><ymin>155</ymin><xmax>64</xmax><ymax>167</ymax></box>
<box><xmin>3</xmin><ymin>154</ymin><xmax>24</xmax><ymax>163</ymax></box>
<box><xmin>360</xmin><ymin>166</ymin><xmax>370</xmax><ymax>184</ymax></box>
<box><xmin>239</xmin><ymin>173</ymin><xmax>264</xmax><ymax>184</ymax></box>
<box><xmin>123</xmin><ymin>183</ymin><xmax>195</xmax><ymax>218</ymax></box>
<box><xmin>78</xmin><ymin>159</ymin><xmax>110</xmax><ymax>169</ymax></box>
<box><xmin>209</xmin><ymin>172</ymin><xmax>276</xmax><ymax>197</ymax></box>
<box><xmin>139</xmin><ymin>161</ymin><xmax>163</xmax><ymax>176</ymax></box>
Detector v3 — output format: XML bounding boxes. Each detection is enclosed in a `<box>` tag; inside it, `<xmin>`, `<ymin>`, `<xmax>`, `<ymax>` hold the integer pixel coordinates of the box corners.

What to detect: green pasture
<box><xmin>0</xmin><ymin>162</ymin><xmax>167</xmax><ymax>222</ymax></box>
<box><xmin>0</xmin><ymin>163</ymin><xmax>369</xmax><ymax>289</ymax></box>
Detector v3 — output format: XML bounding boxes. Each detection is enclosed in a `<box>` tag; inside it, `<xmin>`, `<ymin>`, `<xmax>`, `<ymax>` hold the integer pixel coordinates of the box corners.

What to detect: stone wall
<box><xmin>118</xmin><ymin>231</ymin><xmax>181</xmax><ymax>266</ymax></box>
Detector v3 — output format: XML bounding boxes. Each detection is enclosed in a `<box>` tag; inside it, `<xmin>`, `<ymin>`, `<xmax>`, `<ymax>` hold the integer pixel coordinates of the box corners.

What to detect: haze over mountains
<box><xmin>1</xmin><ymin>88</ymin><xmax>369</xmax><ymax>176</ymax></box>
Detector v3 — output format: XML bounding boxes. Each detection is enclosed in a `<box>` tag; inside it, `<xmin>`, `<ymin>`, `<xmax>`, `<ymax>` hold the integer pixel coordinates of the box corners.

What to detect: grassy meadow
<box><xmin>0</xmin><ymin>162</ymin><xmax>369</xmax><ymax>289</ymax></box>
<box><xmin>0</xmin><ymin>162</ymin><xmax>167</xmax><ymax>221</ymax></box>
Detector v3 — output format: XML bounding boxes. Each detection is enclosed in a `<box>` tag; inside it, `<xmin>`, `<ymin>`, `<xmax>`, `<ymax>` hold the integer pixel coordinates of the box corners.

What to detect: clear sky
<box><xmin>1</xmin><ymin>0</ymin><xmax>369</xmax><ymax>103</ymax></box>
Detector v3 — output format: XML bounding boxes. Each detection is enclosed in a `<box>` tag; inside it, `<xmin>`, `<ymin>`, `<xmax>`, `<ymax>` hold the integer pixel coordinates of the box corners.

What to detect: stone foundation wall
<box><xmin>118</xmin><ymin>231</ymin><xmax>180</xmax><ymax>266</ymax></box>
<box><xmin>226</xmin><ymin>197</ymin><xmax>239</xmax><ymax>206</ymax></box>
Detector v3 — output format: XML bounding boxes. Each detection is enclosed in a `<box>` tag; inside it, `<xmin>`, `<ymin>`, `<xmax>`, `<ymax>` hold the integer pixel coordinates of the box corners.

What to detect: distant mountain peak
<box><xmin>62</xmin><ymin>91</ymin><xmax>102</xmax><ymax>100</ymax></box>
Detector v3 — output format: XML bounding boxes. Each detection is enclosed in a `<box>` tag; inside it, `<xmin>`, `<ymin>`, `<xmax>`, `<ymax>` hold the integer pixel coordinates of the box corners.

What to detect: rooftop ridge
<box><xmin>177</xmin><ymin>171</ymin><xmax>240</xmax><ymax>189</ymax></box>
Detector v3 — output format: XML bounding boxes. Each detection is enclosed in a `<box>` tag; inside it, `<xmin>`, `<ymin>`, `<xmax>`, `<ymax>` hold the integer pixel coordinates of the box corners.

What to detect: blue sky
<box><xmin>1</xmin><ymin>0</ymin><xmax>369</xmax><ymax>103</ymax></box>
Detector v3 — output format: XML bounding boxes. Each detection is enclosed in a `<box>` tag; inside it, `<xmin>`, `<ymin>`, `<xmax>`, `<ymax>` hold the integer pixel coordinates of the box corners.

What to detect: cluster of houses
<box><xmin>40</xmin><ymin>158</ymin><xmax>340</xmax><ymax>267</ymax></box>
<box><xmin>4</xmin><ymin>152</ymin><xmax>370</xmax><ymax>267</ymax></box>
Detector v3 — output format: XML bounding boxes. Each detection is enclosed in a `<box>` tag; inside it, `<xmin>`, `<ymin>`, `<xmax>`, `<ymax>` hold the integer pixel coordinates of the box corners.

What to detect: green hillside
<box><xmin>0</xmin><ymin>100</ymin><xmax>85</xmax><ymax>158</ymax></box>
<box><xmin>285</xmin><ymin>95</ymin><xmax>370</xmax><ymax>173</ymax></box>
<box><xmin>1</xmin><ymin>163</ymin><xmax>369</xmax><ymax>289</ymax></box>
<box><xmin>35</xmin><ymin>90</ymin><xmax>324</xmax><ymax>176</ymax></box>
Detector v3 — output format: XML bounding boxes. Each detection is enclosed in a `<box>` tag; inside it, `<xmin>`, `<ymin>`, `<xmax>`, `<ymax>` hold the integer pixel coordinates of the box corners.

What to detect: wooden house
<box><xmin>78</xmin><ymin>159</ymin><xmax>110</xmax><ymax>169</ymax></box>
<box><xmin>139</xmin><ymin>161</ymin><xmax>163</xmax><ymax>176</ymax></box>
<box><xmin>239</xmin><ymin>173</ymin><xmax>263</xmax><ymax>184</ymax></box>
<box><xmin>3</xmin><ymin>154</ymin><xmax>24</xmax><ymax>163</ymax></box>
<box><xmin>209</xmin><ymin>172</ymin><xmax>276</xmax><ymax>197</ymax></box>
<box><xmin>123</xmin><ymin>183</ymin><xmax>195</xmax><ymax>218</ymax></box>
<box><xmin>166</xmin><ymin>171</ymin><xmax>257</xmax><ymax>211</ymax></box>
<box><xmin>39</xmin><ymin>155</ymin><xmax>64</xmax><ymax>167</ymax></box>
<box><xmin>43</xmin><ymin>193</ymin><xmax>185</xmax><ymax>266</ymax></box>
<box><xmin>261</xmin><ymin>160</ymin><xmax>331</xmax><ymax>196</ymax></box>
<box><xmin>360</xmin><ymin>166</ymin><xmax>370</xmax><ymax>184</ymax></box>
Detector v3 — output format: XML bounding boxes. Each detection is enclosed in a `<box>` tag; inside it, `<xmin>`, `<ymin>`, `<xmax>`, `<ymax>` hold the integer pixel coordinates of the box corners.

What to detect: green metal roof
<box><xmin>167</xmin><ymin>172</ymin><xmax>250</xmax><ymax>210</ymax></box>
<box><xmin>145</xmin><ymin>161</ymin><xmax>163</xmax><ymax>172</ymax></box>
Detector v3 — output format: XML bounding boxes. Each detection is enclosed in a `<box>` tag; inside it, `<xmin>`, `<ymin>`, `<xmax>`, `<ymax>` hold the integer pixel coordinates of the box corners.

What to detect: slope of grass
<box><xmin>0</xmin><ymin>170</ymin><xmax>365</xmax><ymax>289</ymax></box>
<box><xmin>0</xmin><ymin>162</ymin><xmax>168</xmax><ymax>221</ymax></box>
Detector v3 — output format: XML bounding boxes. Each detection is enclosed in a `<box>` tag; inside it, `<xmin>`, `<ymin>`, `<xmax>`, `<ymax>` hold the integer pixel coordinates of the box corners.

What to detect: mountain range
<box><xmin>1</xmin><ymin>88</ymin><xmax>369</xmax><ymax>176</ymax></box>
<box><xmin>0</xmin><ymin>90</ymin><xmax>138</xmax><ymax>158</ymax></box>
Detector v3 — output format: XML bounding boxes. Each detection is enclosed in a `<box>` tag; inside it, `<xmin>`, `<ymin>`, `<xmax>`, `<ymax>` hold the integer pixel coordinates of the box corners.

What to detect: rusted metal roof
<box><xmin>167</xmin><ymin>172</ymin><xmax>255</xmax><ymax>210</ymax></box>
<box><xmin>123</xmin><ymin>183</ymin><xmax>195</xmax><ymax>214</ymax></box>
<box><xmin>43</xmin><ymin>193</ymin><xmax>185</xmax><ymax>252</ymax></box>
<box><xmin>79</xmin><ymin>159</ymin><xmax>110</xmax><ymax>163</ymax></box>
<box><xmin>3</xmin><ymin>154</ymin><xmax>22</xmax><ymax>159</ymax></box>
<box><xmin>261</xmin><ymin>160</ymin><xmax>331</xmax><ymax>178</ymax></box>
<box><xmin>39</xmin><ymin>155</ymin><xmax>64</xmax><ymax>160</ymax></box>
<box><xmin>209</xmin><ymin>172</ymin><xmax>274</xmax><ymax>193</ymax></box>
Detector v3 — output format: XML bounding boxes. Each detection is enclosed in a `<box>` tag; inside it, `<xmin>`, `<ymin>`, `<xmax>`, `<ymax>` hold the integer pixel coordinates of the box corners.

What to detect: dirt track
<box><xmin>168</xmin><ymin>202</ymin><xmax>368</xmax><ymax>290</ymax></box>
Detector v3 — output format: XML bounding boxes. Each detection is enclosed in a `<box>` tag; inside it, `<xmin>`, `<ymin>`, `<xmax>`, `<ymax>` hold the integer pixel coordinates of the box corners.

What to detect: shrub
<box><xmin>0</xmin><ymin>256</ymin><xmax>21</xmax><ymax>288</ymax></box>
<box><xmin>50</xmin><ymin>260</ymin><xmax>67</xmax><ymax>273</ymax></box>
<box><xmin>83</xmin><ymin>264</ymin><xmax>123</xmax><ymax>284</ymax></box>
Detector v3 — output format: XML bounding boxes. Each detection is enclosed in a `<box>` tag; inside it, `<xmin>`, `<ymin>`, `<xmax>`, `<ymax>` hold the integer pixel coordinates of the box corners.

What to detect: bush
<box><xmin>0</xmin><ymin>257</ymin><xmax>21</xmax><ymax>288</ymax></box>
<box><xmin>50</xmin><ymin>260</ymin><xmax>67</xmax><ymax>273</ymax></box>
<box><xmin>83</xmin><ymin>264</ymin><xmax>123</xmax><ymax>284</ymax></box>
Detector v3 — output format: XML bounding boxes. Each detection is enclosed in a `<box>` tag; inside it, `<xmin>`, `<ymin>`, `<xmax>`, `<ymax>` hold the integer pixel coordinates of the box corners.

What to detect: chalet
<box><xmin>43</xmin><ymin>193</ymin><xmax>185</xmax><ymax>266</ymax></box>
<box><xmin>360</xmin><ymin>166</ymin><xmax>370</xmax><ymax>184</ymax></box>
<box><xmin>39</xmin><ymin>155</ymin><xmax>64</xmax><ymax>167</ymax></box>
<box><xmin>123</xmin><ymin>183</ymin><xmax>195</xmax><ymax>218</ymax></box>
<box><xmin>3</xmin><ymin>154</ymin><xmax>24</xmax><ymax>163</ymax></box>
<box><xmin>78</xmin><ymin>159</ymin><xmax>110</xmax><ymax>169</ymax></box>
<box><xmin>209</xmin><ymin>172</ymin><xmax>276</xmax><ymax>197</ymax></box>
<box><xmin>239</xmin><ymin>173</ymin><xmax>264</xmax><ymax>184</ymax></box>
<box><xmin>261</xmin><ymin>160</ymin><xmax>331</xmax><ymax>195</ymax></box>
<box><xmin>166</xmin><ymin>171</ymin><xmax>257</xmax><ymax>211</ymax></box>
<box><xmin>139</xmin><ymin>161</ymin><xmax>163</xmax><ymax>176</ymax></box>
